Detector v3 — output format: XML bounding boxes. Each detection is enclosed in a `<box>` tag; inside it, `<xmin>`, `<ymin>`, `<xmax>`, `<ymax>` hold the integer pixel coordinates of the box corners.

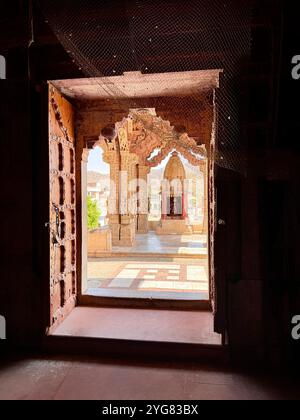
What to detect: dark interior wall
<box><xmin>0</xmin><ymin>52</ymin><xmax>50</xmax><ymax>351</ymax></box>
<box><xmin>0</xmin><ymin>1</ymin><xmax>80</xmax><ymax>351</ymax></box>
<box><xmin>0</xmin><ymin>1</ymin><xmax>34</xmax><ymax>348</ymax></box>
<box><xmin>0</xmin><ymin>0</ymin><xmax>299</xmax><ymax>364</ymax></box>
<box><xmin>0</xmin><ymin>80</ymin><xmax>35</xmax><ymax>348</ymax></box>
<box><xmin>226</xmin><ymin>0</ymin><xmax>300</xmax><ymax>365</ymax></box>
<box><xmin>260</xmin><ymin>1</ymin><xmax>300</xmax><ymax>365</ymax></box>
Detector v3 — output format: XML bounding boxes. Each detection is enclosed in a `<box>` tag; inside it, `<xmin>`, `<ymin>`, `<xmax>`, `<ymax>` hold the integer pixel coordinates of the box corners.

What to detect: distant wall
<box><xmin>88</xmin><ymin>228</ymin><xmax>112</xmax><ymax>256</ymax></box>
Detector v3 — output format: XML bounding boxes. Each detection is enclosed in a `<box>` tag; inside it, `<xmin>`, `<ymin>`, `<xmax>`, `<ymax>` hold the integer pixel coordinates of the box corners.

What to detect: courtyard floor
<box><xmin>86</xmin><ymin>256</ymin><xmax>209</xmax><ymax>300</ymax></box>
<box><xmin>111</xmin><ymin>232</ymin><xmax>207</xmax><ymax>257</ymax></box>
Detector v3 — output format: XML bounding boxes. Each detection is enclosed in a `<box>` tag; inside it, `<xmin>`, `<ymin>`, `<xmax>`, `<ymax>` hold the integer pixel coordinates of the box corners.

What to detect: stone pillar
<box><xmin>182</xmin><ymin>179</ymin><xmax>187</xmax><ymax>220</ymax></box>
<box><xmin>118</xmin><ymin>151</ymin><xmax>138</xmax><ymax>246</ymax></box>
<box><xmin>161</xmin><ymin>179</ymin><xmax>169</xmax><ymax>220</ymax></box>
<box><xmin>137</xmin><ymin>165</ymin><xmax>150</xmax><ymax>233</ymax></box>
<box><xmin>81</xmin><ymin>149</ymin><xmax>89</xmax><ymax>293</ymax></box>
<box><xmin>103</xmin><ymin>152</ymin><xmax>120</xmax><ymax>246</ymax></box>
<box><xmin>129</xmin><ymin>156</ymin><xmax>138</xmax><ymax>226</ymax></box>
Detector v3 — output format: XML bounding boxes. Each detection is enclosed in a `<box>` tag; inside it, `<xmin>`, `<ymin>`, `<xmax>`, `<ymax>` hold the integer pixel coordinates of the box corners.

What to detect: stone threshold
<box><xmin>46</xmin><ymin>307</ymin><xmax>226</xmax><ymax>364</ymax></box>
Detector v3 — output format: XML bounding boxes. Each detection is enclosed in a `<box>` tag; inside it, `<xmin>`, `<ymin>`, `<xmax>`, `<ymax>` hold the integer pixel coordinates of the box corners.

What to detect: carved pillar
<box><xmin>81</xmin><ymin>148</ymin><xmax>89</xmax><ymax>293</ymax></box>
<box><xmin>137</xmin><ymin>165</ymin><xmax>150</xmax><ymax>233</ymax></box>
<box><xmin>118</xmin><ymin>151</ymin><xmax>138</xmax><ymax>246</ymax></box>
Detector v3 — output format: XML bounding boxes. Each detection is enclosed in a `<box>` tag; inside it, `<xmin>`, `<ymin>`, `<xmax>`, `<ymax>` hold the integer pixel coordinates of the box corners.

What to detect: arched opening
<box><xmin>83</xmin><ymin>108</ymin><xmax>209</xmax><ymax>302</ymax></box>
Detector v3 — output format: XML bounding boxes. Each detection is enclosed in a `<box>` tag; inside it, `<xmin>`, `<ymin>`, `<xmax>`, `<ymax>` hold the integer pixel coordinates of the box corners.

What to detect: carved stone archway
<box><xmin>83</xmin><ymin>108</ymin><xmax>208</xmax><ymax>250</ymax></box>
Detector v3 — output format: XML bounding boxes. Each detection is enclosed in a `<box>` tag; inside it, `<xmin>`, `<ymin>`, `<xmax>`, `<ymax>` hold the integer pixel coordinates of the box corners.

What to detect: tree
<box><xmin>87</xmin><ymin>195</ymin><xmax>101</xmax><ymax>230</ymax></box>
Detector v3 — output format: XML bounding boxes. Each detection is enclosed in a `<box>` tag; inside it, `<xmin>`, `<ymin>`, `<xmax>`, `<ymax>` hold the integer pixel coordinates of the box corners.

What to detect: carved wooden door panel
<box><xmin>48</xmin><ymin>86</ymin><xmax>77</xmax><ymax>330</ymax></box>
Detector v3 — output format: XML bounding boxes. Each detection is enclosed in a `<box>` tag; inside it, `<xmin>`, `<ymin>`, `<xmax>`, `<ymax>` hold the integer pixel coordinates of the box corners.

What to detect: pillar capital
<box><xmin>199</xmin><ymin>159</ymin><xmax>207</xmax><ymax>173</ymax></box>
<box><xmin>120</xmin><ymin>151</ymin><xmax>139</xmax><ymax>170</ymax></box>
<box><xmin>103</xmin><ymin>150</ymin><xmax>118</xmax><ymax>165</ymax></box>
<box><xmin>139</xmin><ymin>165</ymin><xmax>151</xmax><ymax>177</ymax></box>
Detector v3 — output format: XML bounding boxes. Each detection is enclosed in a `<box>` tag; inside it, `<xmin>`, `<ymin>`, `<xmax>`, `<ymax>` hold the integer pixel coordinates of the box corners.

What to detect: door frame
<box><xmin>44</xmin><ymin>82</ymin><xmax>231</xmax><ymax>334</ymax></box>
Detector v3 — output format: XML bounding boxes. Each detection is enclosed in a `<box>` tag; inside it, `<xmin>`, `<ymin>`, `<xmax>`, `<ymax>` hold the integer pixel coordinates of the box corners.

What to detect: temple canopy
<box><xmin>164</xmin><ymin>152</ymin><xmax>186</xmax><ymax>183</ymax></box>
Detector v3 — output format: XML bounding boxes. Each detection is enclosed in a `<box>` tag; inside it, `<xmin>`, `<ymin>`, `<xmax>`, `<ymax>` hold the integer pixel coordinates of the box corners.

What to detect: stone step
<box><xmin>44</xmin><ymin>335</ymin><xmax>228</xmax><ymax>365</ymax></box>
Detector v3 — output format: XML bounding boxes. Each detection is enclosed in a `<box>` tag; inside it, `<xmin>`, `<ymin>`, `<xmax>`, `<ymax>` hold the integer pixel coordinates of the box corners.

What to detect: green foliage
<box><xmin>87</xmin><ymin>195</ymin><xmax>101</xmax><ymax>230</ymax></box>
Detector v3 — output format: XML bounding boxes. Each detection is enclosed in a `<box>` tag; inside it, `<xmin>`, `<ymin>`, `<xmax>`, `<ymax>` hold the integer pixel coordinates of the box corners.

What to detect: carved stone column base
<box><xmin>110</xmin><ymin>223</ymin><xmax>121</xmax><ymax>246</ymax></box>
<box><xmin>137</xmin><ymin>214</ymin><xmax>149</xmax><ymax>234</ymax></box>
<box><xmin>119</xmin><ymin>221</ymin><xmax>136</xmax><ymax>246</ymax></box>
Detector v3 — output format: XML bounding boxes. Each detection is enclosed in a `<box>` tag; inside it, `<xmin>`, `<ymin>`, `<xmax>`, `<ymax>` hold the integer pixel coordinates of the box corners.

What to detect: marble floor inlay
<box><xmin>86</xmin><ymin>232</ymin><xmax>209</xmax><ymax>300</ymax></box>
<box><xmin>86</xmin><ymin>256</ymin><xmax>209</xmax><ymax>300</ymax></box>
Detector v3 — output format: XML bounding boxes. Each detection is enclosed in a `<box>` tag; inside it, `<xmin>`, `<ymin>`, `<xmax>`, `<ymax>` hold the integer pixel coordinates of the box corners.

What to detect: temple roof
<box><xmin>164</xmin><ymin>152</ymin><xmax>186</xmax><ymax>181</ymax></box>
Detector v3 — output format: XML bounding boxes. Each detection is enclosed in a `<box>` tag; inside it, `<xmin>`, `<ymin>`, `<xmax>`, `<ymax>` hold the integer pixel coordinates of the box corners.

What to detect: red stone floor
<box><xmin>0</xmin><ymin>355</ymin><xmax>299</xmax><ymax>400</ymax></box>
<box><xmin>53</xmin><ymin>307</ymin><xmax>221</xmax><ymax>345</ymax></box>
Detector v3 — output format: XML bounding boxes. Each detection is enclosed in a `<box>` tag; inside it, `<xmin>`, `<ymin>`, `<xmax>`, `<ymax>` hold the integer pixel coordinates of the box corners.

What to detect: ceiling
<box><xmin>50</xmin><ymin>69</ymin><xmax>222</xmax><ymax>101</ymax></box>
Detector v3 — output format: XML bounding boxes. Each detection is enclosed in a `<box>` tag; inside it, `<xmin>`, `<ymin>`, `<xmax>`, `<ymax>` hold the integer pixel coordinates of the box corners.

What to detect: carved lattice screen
<box><xmin>48</xmin><ymin>86</ymin><xmax>77</xmax><ymax>329</ymax></box>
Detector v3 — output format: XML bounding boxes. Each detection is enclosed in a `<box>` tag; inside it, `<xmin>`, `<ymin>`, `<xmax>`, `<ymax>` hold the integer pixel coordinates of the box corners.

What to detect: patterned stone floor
<box><xmin>87</xmin><ymin>257</ymin><xmax>209</xmax><ymax>300</ymax></box>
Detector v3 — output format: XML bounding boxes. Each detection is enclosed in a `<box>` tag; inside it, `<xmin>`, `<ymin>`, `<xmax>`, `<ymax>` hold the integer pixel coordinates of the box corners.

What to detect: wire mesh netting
<box><xmin>38</xmin><ymin>0</ymin><xmax>252</xmax><ymax>172</ymax></box>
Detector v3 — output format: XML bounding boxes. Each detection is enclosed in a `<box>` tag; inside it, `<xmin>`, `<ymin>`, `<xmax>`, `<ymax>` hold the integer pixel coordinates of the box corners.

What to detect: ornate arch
<box><xmin>81</xmin><ymin>103</ymin><xmax>208</xmax><ymax>170</ymax></box>
<box><xmin>99</xmin><ymin>108</ymin><xmax>207</xmax><ymax>168</ymax></box>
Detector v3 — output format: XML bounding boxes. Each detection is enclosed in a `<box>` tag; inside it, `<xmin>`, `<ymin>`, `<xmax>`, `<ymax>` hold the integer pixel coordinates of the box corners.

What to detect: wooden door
<box><xmin>48</xmin><ymin>85</ymin><xmax>77</xmax><ymax>330</ymax></box>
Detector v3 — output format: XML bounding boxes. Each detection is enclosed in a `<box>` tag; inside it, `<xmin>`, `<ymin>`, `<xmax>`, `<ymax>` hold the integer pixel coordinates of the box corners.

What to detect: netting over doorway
<box><xmin>38</xmin><ymin>0</ymin><xmax>252</xmax><ymax>172</ymax></box>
